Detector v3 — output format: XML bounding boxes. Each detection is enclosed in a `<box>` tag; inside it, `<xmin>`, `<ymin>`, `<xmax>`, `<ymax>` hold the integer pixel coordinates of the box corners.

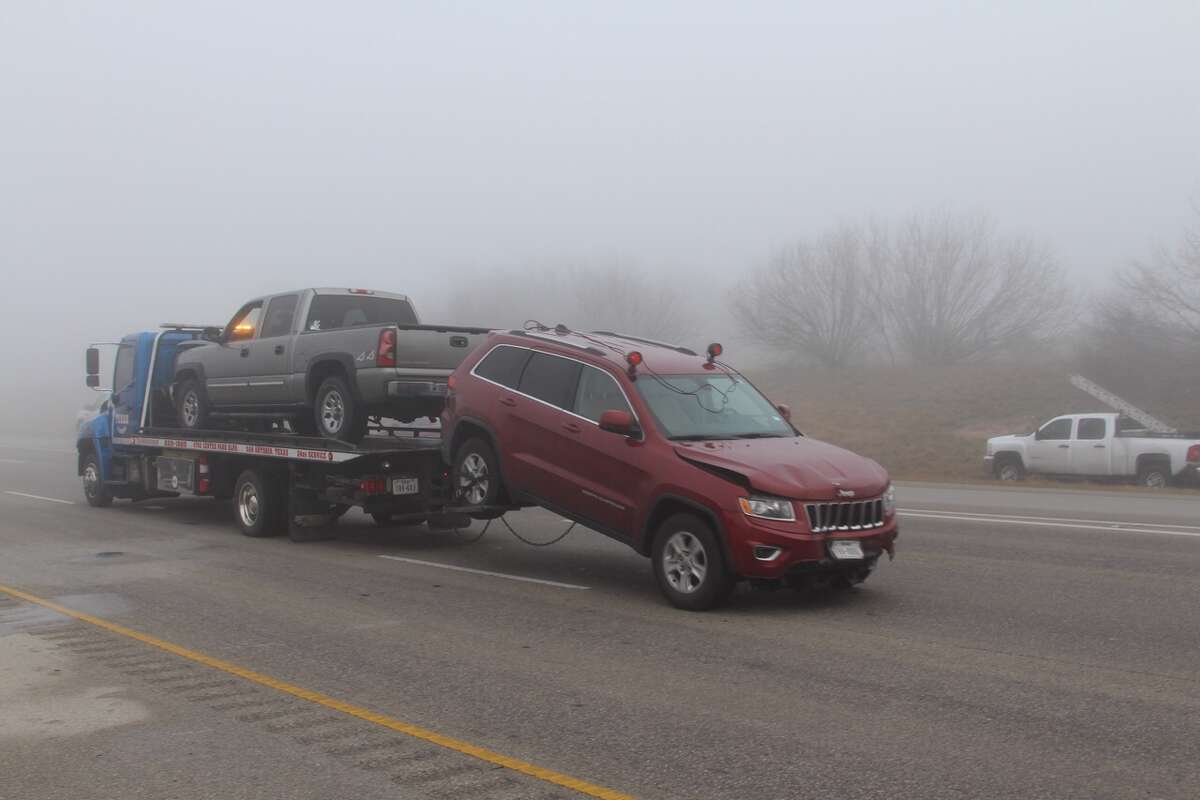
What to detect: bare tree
<box><xmin>732</xmin><ymin>224</ymin><xmax>881</xmax><ymax>368</ymax></box>
<box><xmin>1119</xmin><ymin>201</ymin><xmax>1200</xmax><ymax>336</ymax></box>
<box><xmin>876</xmin><ymin>214</ymin><xmax>1067</xmax><ymax>365</ymax></box>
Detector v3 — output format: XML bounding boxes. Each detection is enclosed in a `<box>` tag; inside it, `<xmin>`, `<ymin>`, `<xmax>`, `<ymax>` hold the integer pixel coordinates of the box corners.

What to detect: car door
<box><xmin>1071</xmin><ymin>416</ymin><xmax>1111</xmax><ymax>475</ymax></box>
<box><xmin>505</xmin><ymin>352</ymin><xmax>583</xmax><ymax>509</ymax></box>
<box><xmin>205</xmin><ymin>302</ymin><xmax>262</xmax><ymax>407</ymax></box>
<box><xmin>244</xmin><ymin>293</ymin><xmax>299</xmax><ymax>405</ymax></box>
<box><xmin>1026</xmin><ymin>417</ymin><xmax>1073</xmax><ymax>474</ymax></box>
<box><xmin>109</xmin><ymin>339</ymin><xmax>139</xmax><ymax>436</ymax></box>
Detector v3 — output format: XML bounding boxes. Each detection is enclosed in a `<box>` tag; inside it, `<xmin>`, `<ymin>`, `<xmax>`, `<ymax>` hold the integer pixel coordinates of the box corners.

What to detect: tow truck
<box><xmin>77</xmin><ymin>327</ymin><xmax>506</xmax><ymax>539</ymax></box>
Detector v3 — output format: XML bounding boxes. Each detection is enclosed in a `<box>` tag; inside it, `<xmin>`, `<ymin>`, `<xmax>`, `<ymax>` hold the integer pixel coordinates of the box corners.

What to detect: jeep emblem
<box><xmin>837</xmin><ymin>488</ymin><xmax>856</xmax><ymax>498</ymax></box>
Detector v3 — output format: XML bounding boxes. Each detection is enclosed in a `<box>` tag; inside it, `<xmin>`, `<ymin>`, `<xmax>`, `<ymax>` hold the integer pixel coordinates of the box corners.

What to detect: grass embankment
<box><xmin>750</xmin><ymin>364</ymin><xmax>1102</xmax><ymax>482</ymax></box>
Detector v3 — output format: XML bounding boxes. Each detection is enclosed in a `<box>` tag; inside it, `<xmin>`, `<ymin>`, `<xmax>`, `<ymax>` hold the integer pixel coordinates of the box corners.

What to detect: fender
<box><xmin>304</xmin><ymin>353</ymin><xmax>360</xmax><ymax>400</ymax></box>
<box><xmin>76</xmin><ymin>412</ymin><xmax>113</xmax><ymax>481</ymax></box>
<box><xmin>443</xmin><ymin>414</ymin><xmax>504</xmax><ymax>471</ymax></box>
<box><xmin>173</xmin><ymin>361</ymin><xmax>208</xmax><ymax>387</ymax></box>
<box><xmin>639</xmin><ymin>493</ymin><xmax>734</xmax><ymax>567</ymax></box>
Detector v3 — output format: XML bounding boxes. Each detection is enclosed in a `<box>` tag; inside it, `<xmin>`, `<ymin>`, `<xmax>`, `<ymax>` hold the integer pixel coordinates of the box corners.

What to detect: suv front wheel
<box><xmin>652</xmin><ymin>513</ymin><xmax>735</xmax><ymax>611</ymax></box>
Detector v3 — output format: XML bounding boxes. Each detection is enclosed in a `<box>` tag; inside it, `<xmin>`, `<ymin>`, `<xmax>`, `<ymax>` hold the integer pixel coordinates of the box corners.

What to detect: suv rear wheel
<box><xmin>452</xmin><ymin>438</ymin><xmax>503</xmax><ymax>512</ymax></box>
<box><xmin>652</xmin><ymin>513</ymin><xmax>735</xmax><ymax>611</ymax></box>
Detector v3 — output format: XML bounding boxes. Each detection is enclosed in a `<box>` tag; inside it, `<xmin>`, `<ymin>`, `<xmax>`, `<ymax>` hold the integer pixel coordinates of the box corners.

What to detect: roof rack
<box><xmin>511</xmin><ymin>329</ymin><xmax>607</xmax><ymax>356</ymax></box>
<box><xmin>591</xmin><ymin>331</ymin><xmax>697</xmax><ymax>356</ymax></box>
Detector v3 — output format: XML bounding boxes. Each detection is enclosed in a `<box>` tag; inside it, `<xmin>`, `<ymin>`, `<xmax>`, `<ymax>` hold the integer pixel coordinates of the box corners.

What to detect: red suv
<box><xmin>441</xmin><ymin>328</ymin><xmax>898</xmax><ymax>610</ymax></box>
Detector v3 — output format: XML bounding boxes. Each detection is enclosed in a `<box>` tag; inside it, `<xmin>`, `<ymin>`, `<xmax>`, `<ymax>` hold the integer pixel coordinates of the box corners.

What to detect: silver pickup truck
<box><xmin>172</xmin><ymin>288</ymin><xmax>488</xmax><ymax>442</ymax></box>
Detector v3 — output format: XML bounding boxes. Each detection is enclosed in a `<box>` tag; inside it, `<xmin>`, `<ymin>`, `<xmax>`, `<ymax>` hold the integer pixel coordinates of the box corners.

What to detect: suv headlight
<box><xmin>738</xmin><ymin>495</ymin><xmax>795</xmax><ymax>521</ymax></box>
<box><xmin>883</xmin><ymin>484</ymin><xmax>896</xmax><ymax>517</ymax></box>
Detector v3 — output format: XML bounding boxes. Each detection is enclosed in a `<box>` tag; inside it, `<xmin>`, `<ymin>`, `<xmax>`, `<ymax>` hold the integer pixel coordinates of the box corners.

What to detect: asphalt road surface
<box><xmin>2</xmin><ymin>442</ymin><xmax>1198</xmax><ymax>800</ymax></box>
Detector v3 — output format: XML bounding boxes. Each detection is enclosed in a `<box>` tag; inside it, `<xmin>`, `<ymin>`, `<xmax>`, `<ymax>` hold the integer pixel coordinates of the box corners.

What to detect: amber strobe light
<box><xmin>707</xmin><ymin>342</ymin><xmax>723</xmax><ymax>363</ymax></box>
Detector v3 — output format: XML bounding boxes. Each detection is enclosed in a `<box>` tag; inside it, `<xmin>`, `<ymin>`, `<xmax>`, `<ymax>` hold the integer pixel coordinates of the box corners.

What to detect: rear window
<box><xmin>473</xmin><ymin>345</ymin><xmax>532</xmax><ymax>389</ymax></box>
<box><xmin>305</xmin><ymin>294</ymin><xmax>418</xmax><ymax>331</ymax></box>
<box><xmin>518</xmin><ymin>353</ymin><xmax>582</xmax><ymax>410</ymax></box>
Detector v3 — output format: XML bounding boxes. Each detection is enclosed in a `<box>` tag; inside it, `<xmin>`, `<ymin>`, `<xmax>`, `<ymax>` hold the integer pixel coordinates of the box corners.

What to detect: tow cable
<box><xmin>453</xmin><ymin>515</ymin><xmax>576</xmax><ymax>547</ymax></box>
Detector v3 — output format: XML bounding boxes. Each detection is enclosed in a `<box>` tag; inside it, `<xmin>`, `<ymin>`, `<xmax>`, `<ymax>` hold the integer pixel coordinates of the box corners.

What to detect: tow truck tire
<box><xmin>176</xmin><ymin>379</ymin><xmax>209</xmax><ymax>431</ymax></box>
<box><xmin>314</xmin><ymin>376</ymin><xmax>366</xmax><ymax>443</ymax></box>
<box><xmin>82</xmin><ymin>454</ymin><xmax>113</xmax><ymax>508</ymax></box>
<box><xmin>1138</xmin><ymin>462</ymin><xmax>1170</xmax><ymax>489</ymax></box>
<box><xmin>452</xmin><ymin>438</ymin><xmax>503</xmax><ymax>512</ymax></box>
<box><xmin>233</xmin><ymin>468</ymin><xmax>285</xmax><ymax>537</ymax></box>
<box><xmin>651</xmin><ymin>513</ymin><xmax>735</xmax><ymax>611</ymax></box>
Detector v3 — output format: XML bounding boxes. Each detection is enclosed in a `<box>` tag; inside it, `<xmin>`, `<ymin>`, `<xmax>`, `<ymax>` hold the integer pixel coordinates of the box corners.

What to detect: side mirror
<box><xmin>86</xmin><ymin>347</ymin><xmax>100</xmax><ymax>377</ymax></box>
<box><xmin>599</xmin><ymin>409</ymin><xmax>638</xmax><ymax>437</ymax></box>
<box><xmin>86</xmin><ymin>374</ymin><xmax>100</xmax><ymax>389</ymax></box>
<box><xmin>775</xmin><ymin>403</ymin><xmax>792</xmax><ymax>422</ymax></box>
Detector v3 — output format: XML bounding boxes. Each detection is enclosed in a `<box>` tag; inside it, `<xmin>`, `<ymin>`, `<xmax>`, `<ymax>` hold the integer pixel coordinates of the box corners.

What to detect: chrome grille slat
<box><xmin>803</xmin><ymin>497</ymin><xmax>885</xmax><ymax>533</ymax></box>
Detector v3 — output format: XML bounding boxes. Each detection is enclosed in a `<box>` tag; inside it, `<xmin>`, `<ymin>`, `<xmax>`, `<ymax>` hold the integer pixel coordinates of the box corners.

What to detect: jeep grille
<box><xmin>805</xmin><ymin>498</ymin><xmax>885</xmax><ymax>533</ymax></box>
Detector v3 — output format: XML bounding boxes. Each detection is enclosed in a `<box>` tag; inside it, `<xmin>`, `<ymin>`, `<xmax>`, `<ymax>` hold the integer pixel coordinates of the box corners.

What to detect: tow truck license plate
<box><xmin>391</xmin><ymin>477</ymin><xmax>419</xmax><ymax>495</ymax></box>
<box><xmin>830</xmin><ymin>540</ymin><xmax>864</xmax><ymax>560</ymax></box>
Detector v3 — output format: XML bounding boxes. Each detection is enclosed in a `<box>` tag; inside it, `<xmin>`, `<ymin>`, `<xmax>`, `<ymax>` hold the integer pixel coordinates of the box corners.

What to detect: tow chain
<box><xmin>453</xmin><ymin>515</ymin><xmax>576</xmax><ymax>547</ymax></box>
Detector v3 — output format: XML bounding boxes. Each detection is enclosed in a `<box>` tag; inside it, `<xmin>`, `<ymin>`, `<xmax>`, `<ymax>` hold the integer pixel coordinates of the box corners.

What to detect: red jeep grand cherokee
<box><xmin>441</xmin><ymin>327</ymin><xmax>897</xmax><ymax>610</ymax></box>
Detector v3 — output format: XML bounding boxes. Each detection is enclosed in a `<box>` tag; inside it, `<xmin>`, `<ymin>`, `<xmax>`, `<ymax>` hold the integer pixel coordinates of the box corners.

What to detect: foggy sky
<box><xmin>2</xmin><ymin>1</ymin><xmax>1198</xmax><ymax>433</ymax></box>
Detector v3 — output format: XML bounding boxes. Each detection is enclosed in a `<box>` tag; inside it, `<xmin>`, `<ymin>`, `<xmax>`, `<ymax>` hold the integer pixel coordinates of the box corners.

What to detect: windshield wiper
<box><xmin>669</xmin><ymin>434</ymin><xmax>732</xmax><ymax>441</ymax></box>
<box><xmin>731</xmin><ymin>432</ymin><xmax>786</xmax><ymax>439</ymax></box>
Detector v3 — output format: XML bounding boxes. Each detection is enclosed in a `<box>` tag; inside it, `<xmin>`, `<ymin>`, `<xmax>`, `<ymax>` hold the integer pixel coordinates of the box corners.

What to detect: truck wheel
<box><xmin>233</xmin><ymin>469</ymin><xmax>285</xmax><ymax>537</ymax></box>
<box><xmin>1138</xmin><ymin>463</ymin><xmax>1170</xmax><ymax>489</ymax></box>
<box><xmin>651</xmin><ymin>513</ymin><xmax>735</xmax><ymax>611</ymax></box>
<box><xmin>82</xmin><ymin>454</ymin><xmax>113</xmax><ymax>508</ymax></box>
<box><xmin>176</xmin><ymin>379</ymin><xmax>209</xmax><ymax>430</ymax></box>
<box><xmin>452</xmin><ymin>438</ymin><xmax>502</xmax><ymax>509</ymax></box>
<box><xmin>314</xmin><ymin>376</ymin><xmax>366</xmax><ymax>443</ymax></box>
<box><xmin>994</xmin><ymin>456</ymin><xmax>1025</xmax><ymax>481</ymax></box>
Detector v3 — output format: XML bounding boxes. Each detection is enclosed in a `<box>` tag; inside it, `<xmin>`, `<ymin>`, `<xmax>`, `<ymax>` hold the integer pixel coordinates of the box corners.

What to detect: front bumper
<box><xmin>723</xmin><ymin>510</ymin><xmax>898</xmax><ymax>580</ymax></box>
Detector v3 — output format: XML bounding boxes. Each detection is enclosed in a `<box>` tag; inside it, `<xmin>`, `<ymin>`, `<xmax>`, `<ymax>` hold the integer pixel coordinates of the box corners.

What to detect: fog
<box><xmin>2</xmin><ymin>1</ymin><xmax>1198</xmax><ymax>436</ymax></box>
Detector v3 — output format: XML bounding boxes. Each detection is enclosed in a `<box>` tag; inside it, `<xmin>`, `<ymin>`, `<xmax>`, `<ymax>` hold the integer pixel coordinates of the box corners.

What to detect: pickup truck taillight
<box><xmin>1188</xmin><ymin>444</ymin><xmax>1200</xmax><ymax>463</ymax></box>
<box><xmin>377</xmin><ymin>329</ymin><xmax>397</xmax><ymax>368</ymax></box>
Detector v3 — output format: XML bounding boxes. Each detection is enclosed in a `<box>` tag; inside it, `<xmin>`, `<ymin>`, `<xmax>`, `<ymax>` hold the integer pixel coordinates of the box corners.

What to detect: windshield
<box><xmin>635</xmin><ymin>373</ymin><xmax>794</xmax><ymax>440</ymax></box>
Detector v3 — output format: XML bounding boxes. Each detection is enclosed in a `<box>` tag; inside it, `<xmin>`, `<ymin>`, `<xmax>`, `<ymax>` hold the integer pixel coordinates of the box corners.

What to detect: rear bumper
<box><xmin>387</xmin><ymin>380</ymin><xmax>448</xmax><ymax>399</ymax></box>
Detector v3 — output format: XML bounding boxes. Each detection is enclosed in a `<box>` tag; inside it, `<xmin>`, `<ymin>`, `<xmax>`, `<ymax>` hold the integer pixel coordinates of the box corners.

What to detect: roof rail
<box><xmin>591</xmin><ymin>331</ymin><xmax>697</xmax><ymax>356</ymax></box>
<box><xmin>512</xmin><ymin>329</ymin><xmax>607</xmax><ymax>356</ymax></box>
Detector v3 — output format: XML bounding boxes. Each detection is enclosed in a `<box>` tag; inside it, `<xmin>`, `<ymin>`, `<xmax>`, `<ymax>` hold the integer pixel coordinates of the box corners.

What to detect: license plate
<box><xmin>830</xmin><ymin>540</ymin><xmax>864</xmax><ymax>560</ymax></box>
<box><xmin>391</xmin><ymin>477</ymin><xmax>419</xmax><ymax>496</ymax></box>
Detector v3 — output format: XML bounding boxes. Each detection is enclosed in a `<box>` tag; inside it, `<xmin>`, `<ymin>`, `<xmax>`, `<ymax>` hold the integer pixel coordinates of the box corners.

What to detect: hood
<box><xmin>987</xmin><ymin>432</ymin><xmax>1031</xmax><ymax>446</ymax></box>
<box><xmin>674</xmin><ymin>436</ymin><xmax>889</xmax><ymax>500</ymax></box>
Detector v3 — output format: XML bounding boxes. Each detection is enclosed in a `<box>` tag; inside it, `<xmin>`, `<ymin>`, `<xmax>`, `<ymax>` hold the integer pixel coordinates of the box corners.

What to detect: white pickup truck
<box><xmin>985</xmin><ymin>413</ymin><xmax>1200</xmax><ymax>487</ymax></box>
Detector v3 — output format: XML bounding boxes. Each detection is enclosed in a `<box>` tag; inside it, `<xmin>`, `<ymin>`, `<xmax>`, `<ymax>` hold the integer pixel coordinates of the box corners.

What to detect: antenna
<box><xmin>1069</xmin><ymin>375</ymin><xmax>1176</xmax><ymax>433</ymax></box>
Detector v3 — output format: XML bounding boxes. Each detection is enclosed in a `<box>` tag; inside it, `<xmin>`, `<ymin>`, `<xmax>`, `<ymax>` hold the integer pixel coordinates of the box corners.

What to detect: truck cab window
<box><xmin>1077</xmin><ymin>418</ymin><xmax>1107</xmax><ymax>440</ymax></box>
<box><xmin>518</xmin><ymin>353</ymin><xmax>582</xmax><ymax>410</ymax></box>
<box><xmin>113</xmin><ymin>343</ymin><xmax>135</xmax><ymax>391</ymax></box>
<box><xmin>1038</xmin><ymin>418</ymin><xmax>1072</xmax><ymax>440</ymax></box>
<box><xmin>261</xmin><ymin>295</ymin><xmax>299</xmax><ymax>339</ymax></box>
<box><xmin>226</xmin><ymin>303</ymin><xmax>262</xmax><ymax>342</ymax></box>
<box><xmin>574</xmin><ymin>365</ymin><xmax>632</xmax><ymax>422</ymax></box>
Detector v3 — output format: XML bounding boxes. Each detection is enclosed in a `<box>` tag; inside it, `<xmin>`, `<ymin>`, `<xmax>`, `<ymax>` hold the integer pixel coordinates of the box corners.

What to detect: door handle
<box><xmin>562</xmin><ymin>422</ymin><xmax>582</xmax><ymax>434</ymax></box>
<box><xmin>1057</xmin><ymin>444</ymin><xmax>1069</xmax><ymax>449</ymax></box>
<box><xmin>1093</xmin><ymin>444</ymin><xmax>1106</xmax><ymax>449</ymax></box>
<box><xmin>274</xmin><ymin>345</ymin><xmax>285</xmax><ymax>355</ymax></box>
<box><xmin>500</xmin><ymin>397</ymin><xmax>517</xmax><ymax>408</ymax></box>
<box><xmin>240</xmin><ymin>347</ymin><xmax>250</xmax><ymax>357</ymax></box>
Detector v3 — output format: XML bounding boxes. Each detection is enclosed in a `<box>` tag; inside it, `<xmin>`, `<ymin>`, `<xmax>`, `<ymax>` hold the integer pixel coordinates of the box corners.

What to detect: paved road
<box><xmin>2</xmin><ymin>444</ymin><xmax>1198</xmax><ymax>799</ymax></box>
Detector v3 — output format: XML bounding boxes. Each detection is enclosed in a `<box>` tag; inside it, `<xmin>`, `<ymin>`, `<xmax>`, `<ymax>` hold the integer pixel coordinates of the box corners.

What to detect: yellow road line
<box><xmin>0</xmin><ymin>583</ymin><xmax>635</xmax><ymax>800</ymax></box>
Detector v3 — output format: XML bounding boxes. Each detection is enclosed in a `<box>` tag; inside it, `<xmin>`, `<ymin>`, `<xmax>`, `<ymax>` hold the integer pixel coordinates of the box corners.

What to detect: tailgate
<box><xmin>392</xmin><ymin>325</ymin><xmax>490</xmax><ymax>371</ymax></box>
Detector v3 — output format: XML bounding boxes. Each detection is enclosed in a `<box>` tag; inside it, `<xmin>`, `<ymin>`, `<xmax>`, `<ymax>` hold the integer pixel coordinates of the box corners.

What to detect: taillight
<box><xmin>377</xmin><ymin>329</ymin><xmax>397</xmax><ymax>368</ymax></box>
<box><xmin>358</xmin><ymin>477</ymin><xmax>387</xmax><ymax>494</ymax></box>
<box><xmin>197</xmin><ymin>455</ymin><xmax>210</xmax><ymax>494</ymax></box>
<box><xmin>1188</xmin><ymin>445</ymin><xmax>1200</xmax><ymax>463</ymax></box>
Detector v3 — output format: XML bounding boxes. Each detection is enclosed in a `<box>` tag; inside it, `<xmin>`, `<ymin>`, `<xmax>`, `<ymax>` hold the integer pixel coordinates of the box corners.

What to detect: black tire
<box><xmin>651</xmin><ymin>513</ymin><xmax>736</xmax><ymax>611</ymax></box>
<box><xmin>175</xmin><ymin>379</ymin><xmax>209</xmax><ymax>431</ymax></box>
<box><xmin>313</xmin><ymin>376</ymin><xmax>366</xmax><ymax>443</ymax></box>
<box><xmin>81</xmin><ymin>454</ymin><xmax>113</xmax><ymax>508</ymax></box>
<box><xmin>452</xmin><ymin>438</ymin><xmax>503</xmax><ymax>509</ymax></box>
<box><xmin>233</xmin><ymin>468</ymin><xmax>285</xmax><ymax>537</ymax></box>
<box><xmin>1137</xmin><ymin>462</ymin><xmax>1170</xmax><ymax>489</ymax></box>
<box><xmin>370</xmin><ymin>512</ymin><xmax>394</xmax><ymax>526</ymax></box>
<box><xmin>994</xmin><ymin>455</ymin><xmax>1025</xmax><ymax>481</ymax></box>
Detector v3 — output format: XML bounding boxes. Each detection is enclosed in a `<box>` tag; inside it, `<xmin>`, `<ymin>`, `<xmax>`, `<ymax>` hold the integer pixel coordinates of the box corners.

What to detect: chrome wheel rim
<box><xmin>83</xmin><ymin>463</ymin><xmax>100</xmax><ymax>498</ymax></box>
<box><xmin>237</xmin><ymin>482</ymin><xmax>260</xmax><ymax>528</ymax></box>
<box><xmin>320</xmin><ymin>390</ymin><xmax>345</xmax><ymax>434</ymax></box>
<box><xmin>662</xmin><ymin>531</ymin><xmax>707</xmax><ymax>594</ymax></box>
<box><xmin>1144</xmin><ymin>471</ymin><xmax>1167</xmax><ymax>488</ymax></box>
<box><xmin>458</xmin><ymin>453</ymin><xmax>489</xmax><ymax>505</ymax></box>
<box><xmin>998</xmin><ymin>464</ymin><xmax>1019</xmax><ymax>481</ymax></box>
<box><xmin>181</xmin><ymin>391</ymin><xmax>199</xmax><ymax>427</ymax></box>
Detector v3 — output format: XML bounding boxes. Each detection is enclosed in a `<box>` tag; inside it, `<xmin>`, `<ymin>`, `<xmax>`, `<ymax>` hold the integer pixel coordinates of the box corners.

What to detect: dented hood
<box><xmin>674</xmin><ymin>436</ymin><xmax>889</xmax><ymax>500</ymax></box>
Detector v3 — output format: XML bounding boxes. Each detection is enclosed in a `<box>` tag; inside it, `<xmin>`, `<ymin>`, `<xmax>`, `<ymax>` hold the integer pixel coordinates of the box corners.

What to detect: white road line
<box><xmin>901</xmin><ymin>510</ymin><xmax>1200</xmax><ymax>538</ymax></box>
<box><xmin>903</xmin><ymin>507</ymin><xmax>1200</xmax><ymax>532</ymax></box>
<box><xmin>4</xmin><ymin>491</ymin><xmax>76</xmax><ymax>505</ymax></box>
<box><xmin>378</xmin><ymin>555</ymin><xmax>589</xmax><ymax>590</ymax></box>
<box><xmin>0</xmin><ymin>459</ymin><xmax>29</xmax><ymax>464</ymax></box>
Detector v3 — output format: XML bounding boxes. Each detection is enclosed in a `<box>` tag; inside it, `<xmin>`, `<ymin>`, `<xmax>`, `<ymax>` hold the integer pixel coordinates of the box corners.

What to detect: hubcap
<box><xmin>999</xmin><ymin>464</ymin><xmax>1019</xmax><ymax>481</ymax></box>
<box><xmin>237</xmin><ymin>482</ymin><xmax>260</xmax><ymax>528</ymax></box>
<box><xmin>182</xmin><ymin>391</ymin><xmax>199</xmax><ymax>427</ymax></box>
<box><xmin>662</xmin><ymin>531</ymin><xmax>708</xmax><ymax>594</ymax></box>
<box><xmin>320</xmin><ymin>389</ymin><xmax>345</xmax><ymax>434</ymax></box>
<box><xmin>458</xmin><ymin>453</ymin><xmax>489</xmax><ymax>505</ymax></box>
<box><xmin>1145</xmin><ymin>471</ymin><xmax>1166</xmax><ymax>488</ymax></box>
<box><xmin>83</xmin><ymin>463</ymin><xmax>99</xmax><ymax>498</ymax></box>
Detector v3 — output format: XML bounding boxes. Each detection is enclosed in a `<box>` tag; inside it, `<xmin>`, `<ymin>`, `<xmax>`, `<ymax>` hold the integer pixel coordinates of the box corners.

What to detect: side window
<box><xmin>518</xmin><ymin>353</ymin><xmax>582</xmax><ymax>409</ymax></box>
<box><xmin>574</xmin><ymin>365</ymin><xmax>632</xmax><ymax>422</ymax></box>
<box><xmin>226</xmin><ymin>303</ymin><xmax>262</xmax><ymax>342</ymax></box>
<box><xmin>261</xmin><ymin>295</ymin><xmax>299</xmax><ymax>339</ymax></box>
<box><xmin>1039</xmin><ymin>418</ymin><xmax>1073</xmax><ymax>440</ymax></box>
<box><xmin>1077</xmin><ymin>418</ymin><xmax>1107</xmax><ymax>440</ymax></box>
<box><xmin>113</xmin><ymin>343</ymin><xmax>136</xmax><ymax>391</ymax></box>
<box><xmin>473</xmin><ymin>345</ymin><xmax>532</xmax><ymax>389</ymax></box>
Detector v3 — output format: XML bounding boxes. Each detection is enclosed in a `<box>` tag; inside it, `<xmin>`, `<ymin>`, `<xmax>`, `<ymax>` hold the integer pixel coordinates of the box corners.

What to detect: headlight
<box><xmin>883</xmin><ymin>484</ymin><xmax>896</xmax><ymax>517</ymax></box>
<box><xmin>738</xmin><ymin>495</ymin><xmax>795</xmax><ymax>521</ymax></box>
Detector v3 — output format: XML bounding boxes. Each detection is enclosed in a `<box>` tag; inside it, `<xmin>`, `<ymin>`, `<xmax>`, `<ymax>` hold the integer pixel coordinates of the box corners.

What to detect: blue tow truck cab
<box><xmin>78</xmin><ymin>327</ymin><xmax>482</xmax><ymax>538</ymax></box>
